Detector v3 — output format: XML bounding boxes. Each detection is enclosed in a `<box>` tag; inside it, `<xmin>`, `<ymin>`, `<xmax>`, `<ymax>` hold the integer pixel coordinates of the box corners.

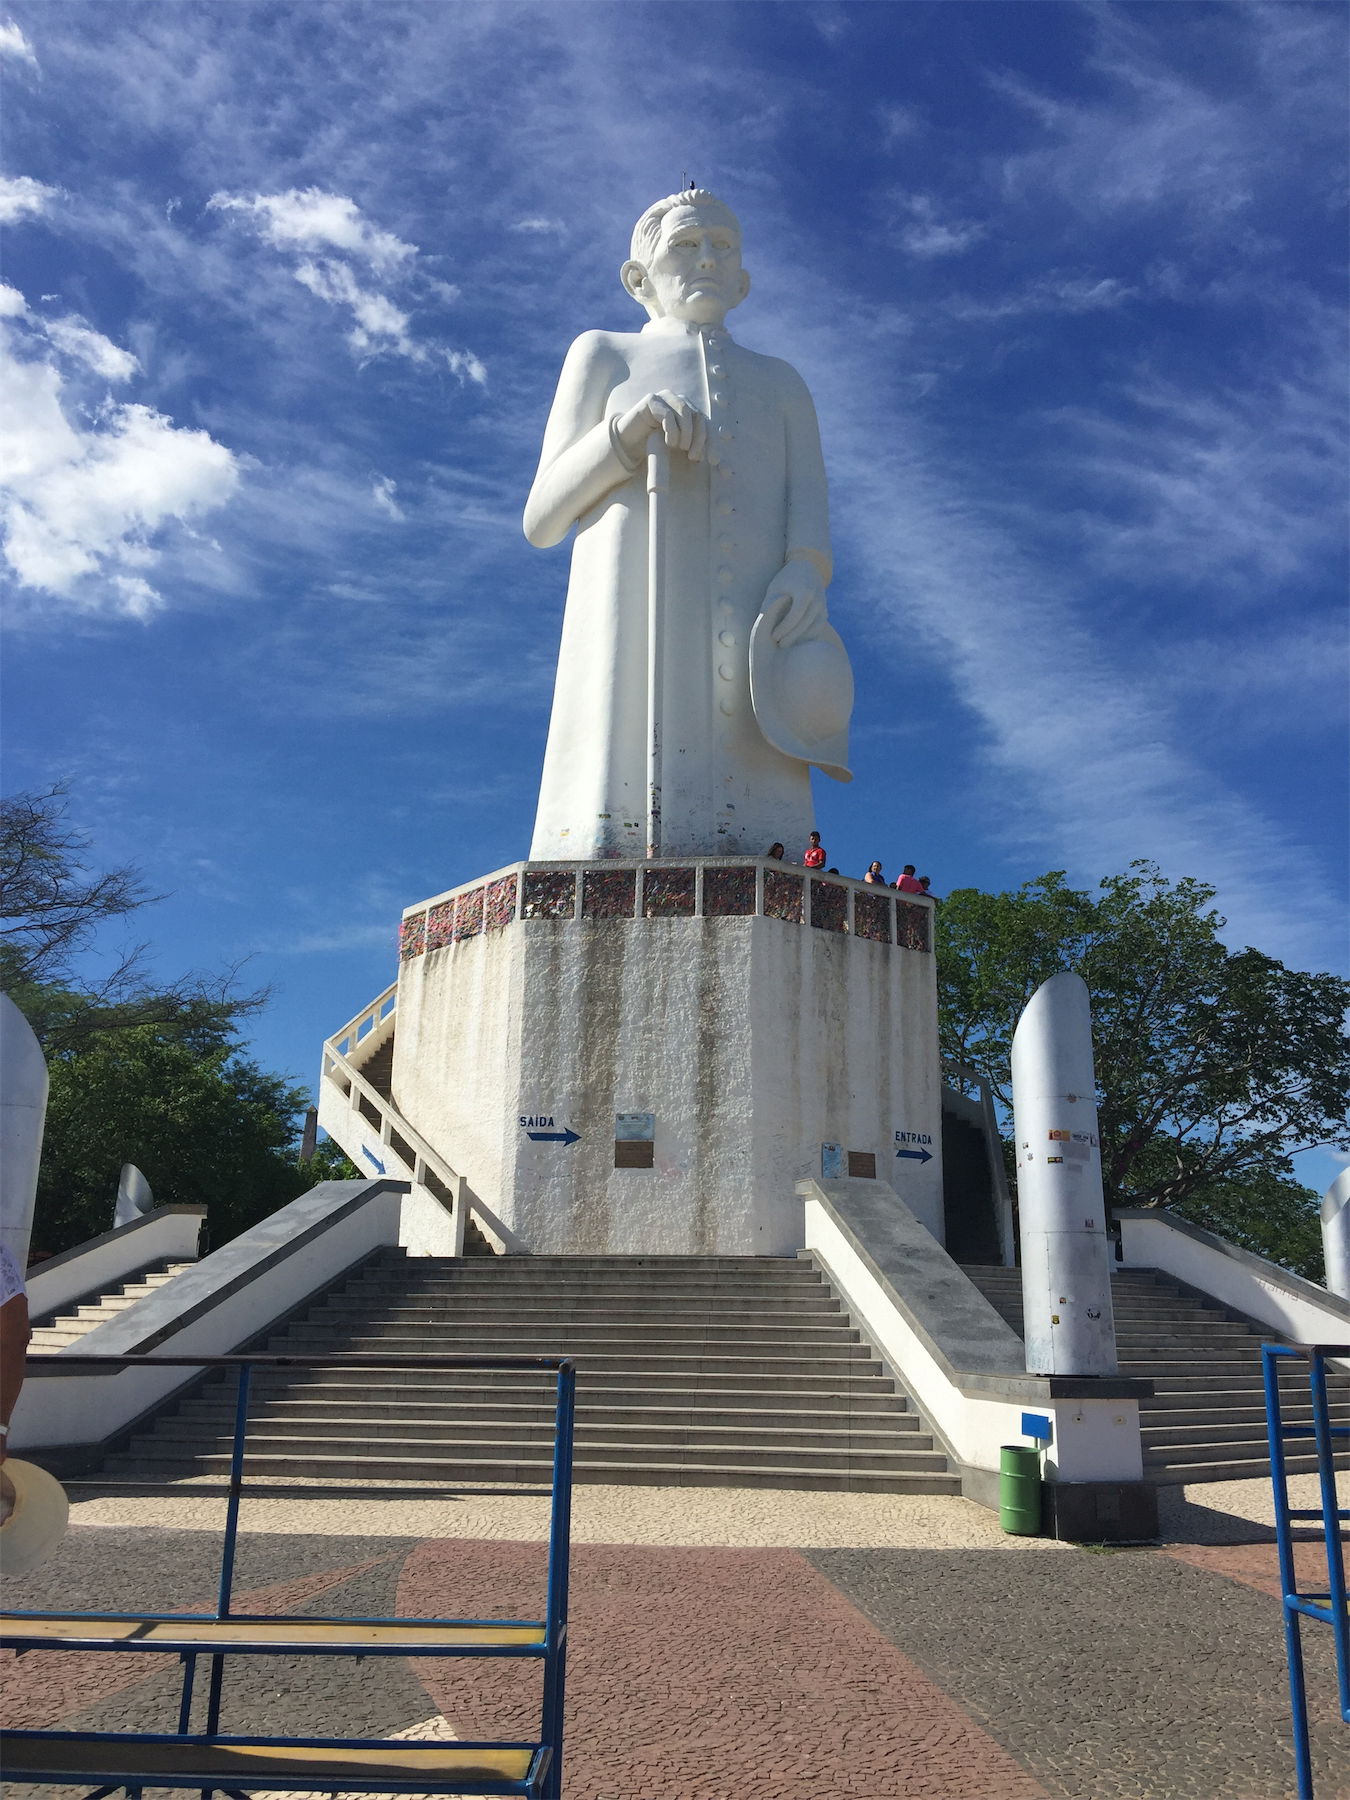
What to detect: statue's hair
<box><xmin>629</xmin><ymin>188</ymin><xmax>739</xmax><ymax>263</ymax></box>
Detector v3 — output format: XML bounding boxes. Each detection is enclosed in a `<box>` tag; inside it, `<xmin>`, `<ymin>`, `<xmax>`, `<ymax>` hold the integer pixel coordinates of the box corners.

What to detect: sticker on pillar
<box><xmin>821</xmin><ymin>1143</ymin><xmax>844</xmax><ymax>1179</ymax></box>
<box><xmin>895</xmin><ymin>1130</ymin><xmax>933</xmax><ymax>1165</ymax></box>
<box><xmin>615</xmin><ymin>1112</ymin><xmax>654</xmax><ymax>1170</ymax></box>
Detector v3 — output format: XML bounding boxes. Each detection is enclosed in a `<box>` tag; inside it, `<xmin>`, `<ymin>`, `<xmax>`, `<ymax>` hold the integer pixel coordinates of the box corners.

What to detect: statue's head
<box><xmin>622</xmin><ymin>188</ymin><xmax>750</xmax><ymax>326</ymax></box>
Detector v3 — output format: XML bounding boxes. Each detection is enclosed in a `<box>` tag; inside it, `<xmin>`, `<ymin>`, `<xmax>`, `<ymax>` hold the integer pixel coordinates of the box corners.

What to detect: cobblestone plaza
<box><xmin>4</xmin><ymin>1477</ymin><xmax>1348</xmax><ymax>1799</ymax></box>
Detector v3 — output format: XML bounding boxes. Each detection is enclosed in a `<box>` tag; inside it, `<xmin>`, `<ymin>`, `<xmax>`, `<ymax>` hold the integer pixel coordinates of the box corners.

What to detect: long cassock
<box><xmin>524</xmin><ymin>314</ymin><xmax>839</xmax><ymax>861</ymax></box>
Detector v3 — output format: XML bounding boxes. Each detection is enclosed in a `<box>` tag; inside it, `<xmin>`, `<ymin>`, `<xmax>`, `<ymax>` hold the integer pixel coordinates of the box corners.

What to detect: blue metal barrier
<box><xmin>1263</xmin><ymin>1343</ymin><xmax>1350</xmax><ymax>1800</ymax></box>
<box><xmin>2</xmin><ymin>1350</ymin><xmax>576</xmax><ymax>1798</ymax></box>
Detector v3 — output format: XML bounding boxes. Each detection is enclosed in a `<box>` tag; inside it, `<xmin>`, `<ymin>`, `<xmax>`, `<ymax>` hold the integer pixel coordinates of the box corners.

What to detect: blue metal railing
<box><xmin>1263</xmin><ymin>1343</ymin><xmax>1350</xmax><ymax>1799</ymax></box>
<box><xmin>3</xmin><ymin>1350</ymin><xmax>576</xmax><ymax>1798</ymax></box>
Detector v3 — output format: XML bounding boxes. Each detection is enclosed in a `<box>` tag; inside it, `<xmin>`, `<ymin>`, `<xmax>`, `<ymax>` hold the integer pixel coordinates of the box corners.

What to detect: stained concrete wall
<box><xmin>392</xmin><ymin>907</ymin><xmax>942</xmax><ymax>1256</ymax></box>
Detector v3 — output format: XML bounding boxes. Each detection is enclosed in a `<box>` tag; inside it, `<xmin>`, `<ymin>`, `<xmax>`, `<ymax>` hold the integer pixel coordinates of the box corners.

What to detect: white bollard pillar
<box><xmin>1320</xmin><ymin>1168</ymin><xmax>1350</xmax><ymax>1301</ymax></box>
<box><xmin>1012</xmin><ymin>971</ymin><xmax>1118</xmax><ymax>1376</ymax></box>
<box><xmin>0</xmin><ymin>993</ymin><xmax>49</xmax><ymax>1273</ymax></box>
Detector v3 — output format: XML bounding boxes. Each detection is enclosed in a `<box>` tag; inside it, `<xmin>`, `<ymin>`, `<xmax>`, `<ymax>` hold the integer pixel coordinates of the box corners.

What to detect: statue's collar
<box><xmin>641</xmin><ymin>318</ymin><xmax>733</xmax><ymax>343</ymax></box>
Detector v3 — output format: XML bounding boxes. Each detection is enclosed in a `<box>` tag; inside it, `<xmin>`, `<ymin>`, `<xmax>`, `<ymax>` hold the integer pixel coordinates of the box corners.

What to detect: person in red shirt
<box><xmin>894</xmin><ymin>864</ymin><xmax>922</xmax><ymax>893</ymax></box>
<box><xmin>803</xmin><ymin>832</ymin><xmax>826</xmax><ymax>868</ymax></box>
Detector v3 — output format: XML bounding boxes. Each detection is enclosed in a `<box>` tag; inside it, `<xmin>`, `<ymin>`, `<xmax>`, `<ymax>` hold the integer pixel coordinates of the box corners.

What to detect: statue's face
<box><xmin>632</xmin><ymin>204</ymin><xmax>748</xmax><ymax>325</ymax></box>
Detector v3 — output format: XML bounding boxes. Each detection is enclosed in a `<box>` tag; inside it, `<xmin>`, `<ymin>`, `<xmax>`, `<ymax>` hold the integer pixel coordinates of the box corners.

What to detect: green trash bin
<box><xmin>1000</xmin><ymin>1444</ymin><xmax>1042</xmax><ymax>1536</ymax></box>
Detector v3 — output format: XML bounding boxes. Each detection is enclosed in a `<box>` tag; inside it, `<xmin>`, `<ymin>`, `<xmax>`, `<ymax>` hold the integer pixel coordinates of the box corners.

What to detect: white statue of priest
<box><xmin>524</xmin><ymin>188</ymin><xmax>853</xmax><ymax>862</ymax></box>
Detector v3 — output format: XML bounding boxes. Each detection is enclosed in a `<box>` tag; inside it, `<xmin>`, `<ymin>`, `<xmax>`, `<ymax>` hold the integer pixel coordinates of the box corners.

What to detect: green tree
<box><xmin>1</xmin><ymin>783</ymin><xmax>264</xmax><ymax>1053</ymax></box>
<box><xmin>33</xmin><ymin>1017</ymin><xmax>317</xmax><ymax>1254</ymax></box>
<box><xmin>935</xmin><ymin>863</ymin><xmax>1350</xmax><ymax>1277</ymax></box>
<box><xmin>3</xmin><ymin>784</ymin><xmax>353</xmax><ymax>1255</ymax></box>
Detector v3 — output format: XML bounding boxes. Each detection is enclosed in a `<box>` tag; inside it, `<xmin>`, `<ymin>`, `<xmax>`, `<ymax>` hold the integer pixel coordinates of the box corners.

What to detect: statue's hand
<box><xmin>613</xmin><ymin>391</ymin><xmax>707</xmax><ymax>465</ymax></box>
<box><xmin>762</xmin><ymin>559</ymin><xmax>828</xmax><ymax>650</ymax></box>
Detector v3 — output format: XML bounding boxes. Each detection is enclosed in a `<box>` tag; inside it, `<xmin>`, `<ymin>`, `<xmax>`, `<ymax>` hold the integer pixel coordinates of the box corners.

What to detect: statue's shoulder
<box><xmin>731</xmin><ymin>342</ymin><xmax>815</xmax><ymax>403</ymax></box>
<box><xmin>560</xmin><ymin>328</ymin><xmax>640</xmax><ymax>369</ymax></box>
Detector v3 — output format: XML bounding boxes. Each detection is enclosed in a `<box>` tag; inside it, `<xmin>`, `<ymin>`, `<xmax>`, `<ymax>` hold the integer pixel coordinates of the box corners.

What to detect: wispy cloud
<box><xmin>209</xmin><ymin>185</ymin><xmax>485</xmax><ymax>378</ymax></box>
<box><xmin>889</xmin><ymin>191</ymin><xmax>984</xmax><ymax>258</ymax></box>
<box><xmin>42</xmin><ymin>314</ymin><xmax>141</xmax><ymax>380</ymax></box>
<box><xmin>0</xmin><ymin>174</ymin><xmax>58</xmax><ymax>223</ymax></box>
<box><xmin>207</xmin><ymin>188</ymin><xmax>415</xmax><ymax>270</ymax></box>
<box><xmin>949</xmin><ymin>273</ymin><xmax>1136</xmax><ymax>322</ymax></box>
<box><xmin>371</xmin><ymin>474</ymin><xmax>404</xmax><ymax>520</ymax></box>
<box><xmin>0</xmin><ymin>20</ymin><xmax>36</xmax><ymax>65</ymax></box>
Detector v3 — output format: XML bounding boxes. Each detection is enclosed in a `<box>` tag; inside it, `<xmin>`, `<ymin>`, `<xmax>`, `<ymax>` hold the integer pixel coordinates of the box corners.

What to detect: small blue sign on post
<box><xmin>1021</xmin><ymin>1412</ymin><xmax>1053</xmax><ymax>1443</ymax></box>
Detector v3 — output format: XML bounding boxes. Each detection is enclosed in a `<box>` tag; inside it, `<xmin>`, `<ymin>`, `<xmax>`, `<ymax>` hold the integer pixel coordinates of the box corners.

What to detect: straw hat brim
<box><xmin>0</xmin><ymin>1457</ymin><xmax>70</xmax><ymax>1577</ymax></box>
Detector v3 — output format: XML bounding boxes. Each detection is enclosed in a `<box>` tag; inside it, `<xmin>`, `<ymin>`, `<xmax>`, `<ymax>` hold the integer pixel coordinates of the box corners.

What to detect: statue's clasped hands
<box><xmin>614</xmin><ymin>391</ymin><xmax>708</xmax><ymax>465</ymax></box>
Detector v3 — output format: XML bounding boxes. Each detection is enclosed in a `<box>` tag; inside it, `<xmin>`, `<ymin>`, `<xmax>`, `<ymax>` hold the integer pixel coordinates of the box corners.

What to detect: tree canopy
<box><xmin>4</xmin><ymin>784</ymin><xmax>356</xmax><ymax>1257</ymax></box>
<box><xmin>935</xmin><ymin>863</ymin><xmax>1350</xmax><ymax>1277</ymax></box>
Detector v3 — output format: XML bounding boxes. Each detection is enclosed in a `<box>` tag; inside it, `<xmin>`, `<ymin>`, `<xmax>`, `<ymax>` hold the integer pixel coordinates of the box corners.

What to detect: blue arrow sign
<box><xmin>896</xmin><ymin>1147</ymin><xmax>933</xmax><ymax>1164</ymax></box>
<box><xmin>360</xmin><ymin>1145</ymin><xmax>387</xmax><ymax>1173</ymax></box>
<box><xmin>527</xmin><ymin>1127</ymin><xmax>580</xmax><ymax>1146</ymax></box>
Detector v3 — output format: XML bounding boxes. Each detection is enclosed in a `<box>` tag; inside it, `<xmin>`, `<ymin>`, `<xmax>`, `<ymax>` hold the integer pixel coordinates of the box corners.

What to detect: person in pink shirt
<box><xmin>803</xmin><ymin>832</ymin><xmax>827</xmax><ymax>868</ymax></box>
<box><xmin>894</xmin><ymin>864</ymin><xmax>922</xmax><ymax>893</ymax></box>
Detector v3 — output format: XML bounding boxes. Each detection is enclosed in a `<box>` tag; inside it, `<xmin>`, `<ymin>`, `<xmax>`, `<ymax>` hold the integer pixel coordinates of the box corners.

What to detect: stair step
<box><xmin>177</xmin><ymin>1395</ymin><xmax>912</xmax><ymax>1430</ymax></box>
<box><xmin>133</xmin><ymin>1426</ymin><xmax>937</xmax><ymax>1469</ymax></box>
<box><xmin>105</xmin><ymin>1447</ymin><xmax>960</xmax><ymax>1494</ymax></box>
<box><xmin>286</xmin><ymin>1317</ymin><xmax>867</xmax><ymax>1346</ymax></box>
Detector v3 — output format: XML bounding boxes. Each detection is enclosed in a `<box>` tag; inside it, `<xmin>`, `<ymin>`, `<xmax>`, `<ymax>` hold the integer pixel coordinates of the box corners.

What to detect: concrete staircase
<box><xmin>28</xmin><ymin>1261</ymin><xmax>198</xmax><ymax>1351</ymax></box>
<box><xmin>962</xmin><ymin>1263</ymin><xmax>1350</xmax><ymax>1485</ymax></box>
<box><xmin>103</xmin><ymin>1249</ymin><xmax>960</xmax><ymax>1494</ymax></box>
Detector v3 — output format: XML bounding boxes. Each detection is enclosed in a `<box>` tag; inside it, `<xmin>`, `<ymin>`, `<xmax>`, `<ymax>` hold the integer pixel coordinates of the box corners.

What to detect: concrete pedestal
<box><xmin>387</xmin><ymin>859</ymin><xmax>942</xmax><ymax>1256</ymax></box>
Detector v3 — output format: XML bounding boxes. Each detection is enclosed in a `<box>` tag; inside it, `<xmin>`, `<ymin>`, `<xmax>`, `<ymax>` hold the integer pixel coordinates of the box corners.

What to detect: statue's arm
<box><xmin>523</xmin><ymin>333</ymin><xmax>633</xmax><ymax>549</ymax></box>
<box><xmin>781</xmin><ymin>364</ymin><xmax>832</xmax><ymax>589</ymax></box>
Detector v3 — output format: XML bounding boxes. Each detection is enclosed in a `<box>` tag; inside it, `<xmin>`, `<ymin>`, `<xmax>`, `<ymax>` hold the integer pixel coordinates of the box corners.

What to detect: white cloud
<box><xmin>207</xmin><ymin>187</ymin><xmax>415</xmax><ymax>271</ymax></box>
<box><xmin>293</xmin><ymin>256</ymin><xmax>417</xmax><ymax>359</ymax></box>
<box><xmin>510</xmin><ymin>217</ymin><xmax>565</xmax><ymax>234</ymax></box>
<box><xmin>371</xmin><ymin>474</ymin><xmax>404</xmax><ymax>520</ymax></box>
<box><xmin>0</xmin><ymin>20</ymin><xmax>36</xmax><ymax>64</ymax></box>
<box><xmin>444</xmin><ymin>347</ymin><xmax>486</xmax><ymax>386</ymax></box>
<box><xmin>0</xmin><ymin>315</ymin><xmax>240</xmax><ymax>616</ymax></box>
<box><xmin>0</xmin><ymin>283</ymin><xmax>27</xmax><ymax>317</ymax></box>
<box><xmin>890</xmin><ymin>193</ymin><xmax>984</xmax><ymax>259</ymax></box>
<box><xmin>208</xmin><ymin>188</ymin><xmax>483</xmax><ymax>377</ymax></box>
<box><xmin>0</xmin><ymin>174</ymin><xmax>58</xmax><ymax>224</ymax></box>
<box><xmin>42</xmin><ymin>315</ymin><xmax>140</xmax><ymax>381</ymax></box>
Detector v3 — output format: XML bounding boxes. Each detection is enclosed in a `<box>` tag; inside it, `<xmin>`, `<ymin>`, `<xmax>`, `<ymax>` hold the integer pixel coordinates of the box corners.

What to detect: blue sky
<box><xmin>3</xmin><ymin>3</ymin><xmax>1346</xmax><ymax>1180</ymax></box>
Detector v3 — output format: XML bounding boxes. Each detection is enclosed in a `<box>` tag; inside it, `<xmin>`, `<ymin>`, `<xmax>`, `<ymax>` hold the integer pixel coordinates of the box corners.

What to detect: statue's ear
<box><xmin>620</xmin><ymin>259</ymin><xmax>653</xmax><ymax>310</ymax></box>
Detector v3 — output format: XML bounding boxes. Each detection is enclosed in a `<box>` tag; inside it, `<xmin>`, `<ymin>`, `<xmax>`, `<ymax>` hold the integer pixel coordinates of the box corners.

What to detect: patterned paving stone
<box><xmin>399</xmin><ymin>1540</ymin><xmax>1049</xmax><ymax>1799</ymax></box>
<box><xmin>807</xmin><ymin>1545</ymin><xmax>1350</xmax><ymax>1799</ymax></box>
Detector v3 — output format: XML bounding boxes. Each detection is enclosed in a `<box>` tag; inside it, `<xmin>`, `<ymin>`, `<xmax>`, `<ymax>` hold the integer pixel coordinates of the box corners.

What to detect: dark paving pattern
<box><xmin>807</xmin><ymin>1545</ymin><xmax>1350</xmax><ymax>1800</ymax></box>
<box><xmin>4</xmin><ymin>1526</ymin><xmax>1350</xmax><ymax>1798</ymax></box>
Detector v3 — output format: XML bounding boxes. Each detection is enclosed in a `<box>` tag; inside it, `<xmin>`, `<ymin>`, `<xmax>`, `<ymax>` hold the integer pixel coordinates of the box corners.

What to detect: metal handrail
<box><xmin>4</xmin><ymin>1349</ymin><xmax>576</xmax><ymax>1800</ymax></box>
<box><xmin>1263</xmin><ymin>1342</ymin><xmax>1350</xmax><ymax>1798</ymax></box>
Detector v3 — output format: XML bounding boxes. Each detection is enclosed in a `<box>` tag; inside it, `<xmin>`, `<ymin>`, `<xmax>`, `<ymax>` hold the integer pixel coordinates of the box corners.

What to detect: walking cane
<box><xmin>645</xmin><ymin>429</ymin><xmax>669</xmax><ymax>859</ymax></box>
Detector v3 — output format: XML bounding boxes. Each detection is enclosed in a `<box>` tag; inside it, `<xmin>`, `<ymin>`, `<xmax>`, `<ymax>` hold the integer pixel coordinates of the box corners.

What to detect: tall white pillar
<box><xmin>0</xmin><ymin>993</ymin><xmax>49</xmax><ymax>1273</ymax></box>
<box><xmin>1321</xmin><ymin>1168</ymin><xmax>1350</xmax><ymax>1301</ymax></box>
<box><xmin>1012</xmin><ymin>971</ymin><xmax>1118</xmax><ymax>1376</ymax></box>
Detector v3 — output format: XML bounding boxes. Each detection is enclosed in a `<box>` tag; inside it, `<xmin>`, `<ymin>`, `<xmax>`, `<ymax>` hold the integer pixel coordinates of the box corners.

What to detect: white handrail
<box><xmin>321</xmin><ymin>995</ymin><xmax>503</xmax><ymax>1255</ymax></box>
